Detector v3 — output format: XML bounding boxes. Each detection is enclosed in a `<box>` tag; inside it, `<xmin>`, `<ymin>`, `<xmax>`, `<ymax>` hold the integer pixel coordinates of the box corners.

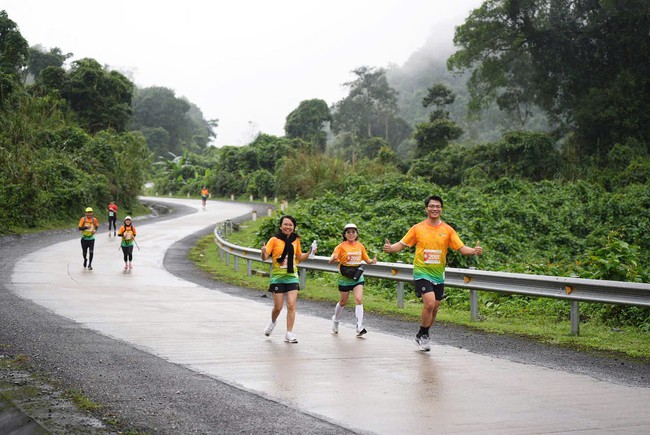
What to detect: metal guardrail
<box><xmin>214</xmin><ymin>221</ymin><xmax>650</xmax><ymax>335</ymax></box>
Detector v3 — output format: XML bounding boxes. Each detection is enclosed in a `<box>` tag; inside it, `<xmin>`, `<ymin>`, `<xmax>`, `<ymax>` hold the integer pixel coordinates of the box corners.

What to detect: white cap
<box><xmin>343</xmin><ymin>223</ymin><xmax>357</xmax><ymax>231</ymax></box>
<box><xmin>124</xmin><ymin>216</ymin><xmax>132</xmax><ymax>221</ymax></box>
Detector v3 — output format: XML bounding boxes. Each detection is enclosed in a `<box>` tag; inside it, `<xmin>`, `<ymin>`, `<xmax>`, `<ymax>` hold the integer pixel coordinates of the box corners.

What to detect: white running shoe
<box><xmin>414</xmin><ymin>335</ymin><xmax>431</xmax><ymax>351</ymax></box>
<box><xmin>264</xmin><ymin>321</ymin><xmax>276</xmax><ymax>337</ymax></box>
<box><xmin>331</xmin><ymin>316</ymin><xmax>339</xmax><ymax>334</ymax></box>
<box><xmin>284</xmin><ymin>332</ymin><xmax>298</xmax><ymax>343</ymax></box>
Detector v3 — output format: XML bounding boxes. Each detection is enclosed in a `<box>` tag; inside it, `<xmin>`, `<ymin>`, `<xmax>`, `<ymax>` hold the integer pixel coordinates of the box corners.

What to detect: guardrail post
<box><xmin>225</xmin><ymin>252</ymin><xmax>230</xmax><ymax>266</ymax></box>
<box><xmin>570</xmin><ymin>301</ymin><xmax>580</xmax><ymax>336</ymax></box>
<box><xmin>397</xmin><ymin>282</ymin><xmax>404</xmax><ymax>308</ymax></box>
<box><xmin>470</xmin><ymin>290</ymin><xmax>479</xmax><ymax>321</ymax></box>
<box><xmin>217</xmin><ymin>244</ymin><xmax>223</xmax><ymax>261</ymax></box>
<box><xmin>468</xmin><ymin>267</ymin><xmax>479</xmax><ymax>321</ymax></box>
<box><xmin>247</xmin><ymin>259</ymin><xmax>252</xmax><ymax>276</ymax></box>
<box><xmin>234</xmin><ymin>255</ymin><xmax>239</xmax><ymax>272</ymax></box>
<box><xmin>300</xmin><ymin>268</ymin><xmax>307</xmax><ymax>289</ymax></box>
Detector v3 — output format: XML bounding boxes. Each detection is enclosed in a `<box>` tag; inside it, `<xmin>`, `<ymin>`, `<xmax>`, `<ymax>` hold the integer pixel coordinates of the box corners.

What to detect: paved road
<box><xmin>6</xmin><ymin>197</ymin><xmax>650</xmax><ymax>434</ymax></box>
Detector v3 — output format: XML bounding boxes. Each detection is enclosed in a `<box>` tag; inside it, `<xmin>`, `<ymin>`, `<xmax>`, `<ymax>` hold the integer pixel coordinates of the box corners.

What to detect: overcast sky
<box><xmin>4</xmin><ymin>0</ymin><xmax>483</xmax><ymax>147</ymax></box>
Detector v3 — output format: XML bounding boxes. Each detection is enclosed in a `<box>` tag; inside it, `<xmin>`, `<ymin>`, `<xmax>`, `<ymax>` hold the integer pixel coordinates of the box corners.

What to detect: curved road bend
<box><xmin>4</xmin><ymin>197</ymin><xmax>650</xmax><ymax>434</ymax></box>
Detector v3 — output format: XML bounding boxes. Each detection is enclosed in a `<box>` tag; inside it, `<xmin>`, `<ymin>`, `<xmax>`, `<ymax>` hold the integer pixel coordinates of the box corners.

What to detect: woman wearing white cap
<box><xmin>118</xmin><ymin>216</ymin><xmax>137</xmax><ymax>269</ymax></box>
<box><xmin>328</xmin><ymin>223</ymin><xmax>377</xmax><ymax>336</ymax></box>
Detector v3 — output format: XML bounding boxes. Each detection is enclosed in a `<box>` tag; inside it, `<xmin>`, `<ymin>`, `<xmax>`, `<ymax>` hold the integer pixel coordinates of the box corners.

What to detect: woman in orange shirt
<box><xmin>261</xmin><ymin>215</ymin><xmax>314</xmax><ymax>343</ymax></box>
<box><xmin>78</xmin><ymin>207</ymin><xmax>99</xmax><ymax>270</ymax></box>
<box><xmin>117</xmin><ymin>216</ymin><xmax>137</xmax><ymax>270</ymax></box>
<box><xmin>328</xmin><ymin>223</ymin><xmax>377</xmax><ymax>337</ymax></box>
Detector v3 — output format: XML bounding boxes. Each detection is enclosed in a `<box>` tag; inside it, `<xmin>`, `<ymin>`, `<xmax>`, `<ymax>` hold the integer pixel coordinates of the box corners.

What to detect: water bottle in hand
<box><xmin>309</xmin><ymin>240</ymin><xmax>317</xmax><ymax>259</ymax></box>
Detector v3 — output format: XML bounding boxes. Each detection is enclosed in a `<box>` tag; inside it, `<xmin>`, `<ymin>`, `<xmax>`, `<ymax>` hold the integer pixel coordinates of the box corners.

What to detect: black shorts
<box><xmin>268</xmin><ymin>283</ymin><xmax>300</xmax><ymax>293</ymax></box>
<box><xmin>338</xmin><ymin>283</ymin><xmax>363</xmax><ymax>292</ymax></box>
<box><xmin>414</xmin><ymin>279</ymin><xmax>445</xmax><ymax>300</ymax></box>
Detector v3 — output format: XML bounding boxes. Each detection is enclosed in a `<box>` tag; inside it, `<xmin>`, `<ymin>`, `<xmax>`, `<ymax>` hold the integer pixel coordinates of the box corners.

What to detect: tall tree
<box><xmin>28</xmin><ymin>45</ymin><xmax>72</xmax><ymax>79</ymax></box>
<box><xmin>332</xmin><ymin>66</ymin><xmax>401</xmax><ymax>143</ymax></box>
<box><xmin>132</xmin><ymin>86</ymin><xmax>216</xmax><ymax>155</ymax></box>
<box><xmin>284</xmin><ymin>99</ymin><xmax>332</xmax><ymax>153</ymax></box>
<box><xmin>448</xmin><ymin>0</ymin><xmax>650</xmax><ymax>157</ymax></box>
<box><xmin>0</xmin><ymin>10</ymin><xmax>29</xmax><ymax>106</ymax></box>
<box><xmin>57</xmin><ymin>58</ymin><xmax>134</xmax><ymax>133</ymax></box>
<box><xmin>413</xmin><ymin>83</ymin><xmax>463</xmax><ymax>157</ymax></box>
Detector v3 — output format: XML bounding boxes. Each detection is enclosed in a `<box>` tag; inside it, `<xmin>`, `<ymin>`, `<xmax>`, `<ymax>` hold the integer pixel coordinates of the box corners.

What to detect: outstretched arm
<box><xmin>459</xmin><ymin>241</ymin><xmax>482</xmax><ymax>256</ymax></box>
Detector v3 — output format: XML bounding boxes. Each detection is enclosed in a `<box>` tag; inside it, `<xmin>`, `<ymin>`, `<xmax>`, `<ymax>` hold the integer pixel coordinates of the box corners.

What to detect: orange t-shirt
<box><xmin>78</xmin><ymin>217</ymin><xmax>99</xmax><ymax>239</ymax></box>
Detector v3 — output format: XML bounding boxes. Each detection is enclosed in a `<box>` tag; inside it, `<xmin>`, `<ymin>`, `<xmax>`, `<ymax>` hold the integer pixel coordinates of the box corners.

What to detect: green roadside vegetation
<box><xmin>4</xmin><ymin>201</ymin><xmax>152</xmax><ymax>237</ymax></box>
<box><xmin>190</xmin><ymin>217</ymin><xmax>650</xmax><ymax>362</ymax></box>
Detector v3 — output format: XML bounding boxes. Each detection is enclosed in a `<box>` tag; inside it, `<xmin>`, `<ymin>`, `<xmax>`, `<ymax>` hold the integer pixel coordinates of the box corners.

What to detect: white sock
<box><xmin>334</xmin><ymin>302</ymin><xmax>345</xmax><ymax>320</ymax></box>
<box><xmin>355</xmin><ymin>304</ymin><xmax>364</xmax><ymax>329</ymax></box>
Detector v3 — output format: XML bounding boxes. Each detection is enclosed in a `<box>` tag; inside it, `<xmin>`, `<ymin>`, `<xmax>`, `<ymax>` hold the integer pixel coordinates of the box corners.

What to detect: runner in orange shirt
<box><xmin>117</xmin><ymin>216</ymin><xmax>137</xmax><ymax>270</ymax></box>
<box><xmin>384</xmin><ymin>195</ymin><xmax>483</xmax><ymax>351</ymax></box>
<box><xmin>261</xmin><ymin>215</ymin><xmax>315</xmax><ymax>343</ymax></box>
<box><xmin>78</xmin><ymin>207</ymin><xmax>99</xmax><ymax>270</ymax></box>
<box><xmin>328</xmin><ymin>223</ymin><xmax>377</xmax><ymax>337</ymax></box>
<box><xmin>201</xmin><ymin>187</ymin><xmax>209</xmax><ymax>208</ymax></box>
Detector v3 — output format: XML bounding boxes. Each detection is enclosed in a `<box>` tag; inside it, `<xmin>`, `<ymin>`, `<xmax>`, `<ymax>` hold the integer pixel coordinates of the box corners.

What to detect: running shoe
<box><xmin>331</xmin><ymin>316</ymin><xmax>339</xmax><ymax>334</ymax></box>
<box><xmin>284</xmin><ymin>332</ymin><xmax>298</xmax><ymax>343</ymax></box>
<box><xmin>87</xmin><ymin>265</ymin><xmax>93</xmax><ymax>271</ymax></box>
<box><xmin>128</xmin><ymin>263</ymin><xmax>133</xmax><ymax>269</ymax></box>
<box><xmin>264</xmin><ymin>321</ymin><xmax>276</xmax><ymax>337</ymax></box>
<box><xmin>414</xmin><ymin>334</ymin><xmax>430</xmax><ymax>351</ymax></box>
<box><xmin>124</xmin><ymin>264</ymin><xmax>128</xmax><ymax>270</ymax></box>
<box><xmin>356</xmin><ymin>327</ymin><xmax>367</xmax><ymax>337</ymax></box>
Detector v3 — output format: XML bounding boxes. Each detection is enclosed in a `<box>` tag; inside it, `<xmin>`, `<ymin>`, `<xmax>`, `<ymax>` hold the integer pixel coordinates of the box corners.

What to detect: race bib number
<box><xmin>124</xmin><ymin>231</ymin><xmax>133</xmax><ymax>240</ymax></box>
<box><xmin>109</xmin><ymin>211</ymin><xmax>115</xmax><ymax>216</ymax></box>
<box><xmin>346</xmin><ymin>251</ymin><xmax>362</xmax><ymax>265</ymax></box>
<box><xmin>423</xmin><ymin>249</ymin><xmax>442</xmax><ymax>264</ymax></box>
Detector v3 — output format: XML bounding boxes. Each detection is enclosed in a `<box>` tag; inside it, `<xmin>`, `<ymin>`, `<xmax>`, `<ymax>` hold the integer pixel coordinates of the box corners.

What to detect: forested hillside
<box><xmin>0</xmin><ymin>11</ymin><xmax>215</xmax><ymax>232</ymax></box>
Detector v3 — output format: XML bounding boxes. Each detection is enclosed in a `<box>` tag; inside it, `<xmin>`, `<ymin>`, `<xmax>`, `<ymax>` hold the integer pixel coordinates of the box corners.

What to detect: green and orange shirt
<box><xmin>118</xmin><ymin>225</ymin><xmax>137</xmax><ymax>247</ymax></box>
<box><xmin>400</xmin><ymin>220</ymin><xmax>464</xmax><ymax>284</ymax></box>
<box><xmin>78</xmin><ymin>217</ymin><xmax>99</xmax><ymax>240</ymax></box>
<box><xmin>332</xmin><ymin>241</ymin><xmax>372</xmax><ymax>285</ymax></box>
<box><xmin>264</xmin><ymin>236</ymin><xmax>303</xmax><ymax>284</ymax></box>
